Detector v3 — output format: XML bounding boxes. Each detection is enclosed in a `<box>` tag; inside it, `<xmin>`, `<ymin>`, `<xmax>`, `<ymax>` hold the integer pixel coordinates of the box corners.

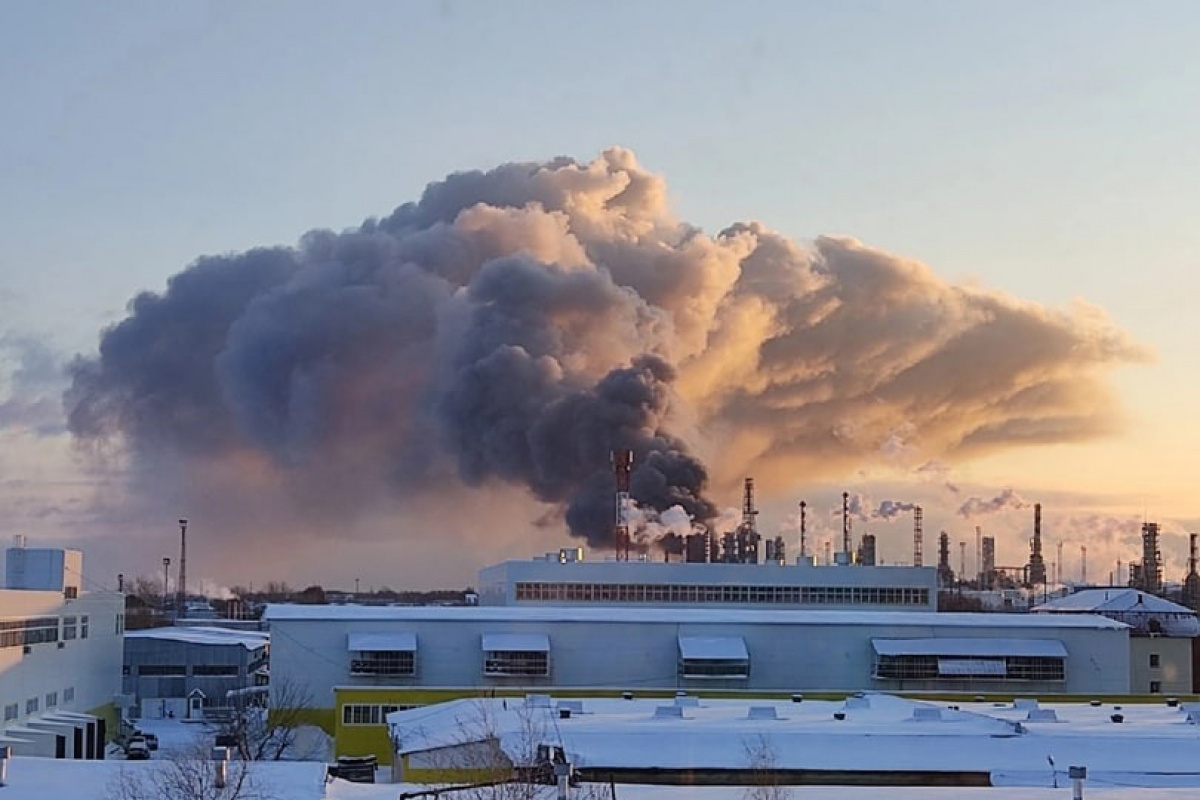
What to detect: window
<box><xmin>1150</xmin><ymin>653</ymin><xmax>1161</xmax><ymax>668</ymax></box>
<box><xmin>45</xmin><ymin>692</ymin><xmax>57</xmax><ymax>708</ymax></box>
<box><xmin>80</xmin><ymin>615</ymin><xmax>89</xmax><ymax>639</ymax></box>
<box><xmin>484</xmin><ymin>650</ymin><xmax>549</xmax><ymax>677</ymax></box>
<box><xmin>875</xmin><ymin>654</ymin><xmax>1064</xmax><ymax>682</ymax></box>
<box><xmin>138</xmin><ymin>665</ymin><xmax>187</xmax><ymax>676</ymax></box>
<box><xmin>63</xmin><ymin>687</ymin><xmax>74</xmax><ymax>703</ymax></box>
<box><xmin>512</xmin><ymin>581</ymin><xmax>928</xmax><ymax>607</ymax></box>
<box><xmin>678</xmin><ymin>636</ymin><xmax>750</xmax><ymax>679</ymax></box>
<box><xmin>342</xmin><ymin>703</ymin><xmax>418</xmax><ymax>726</ymax></box>
<box><xmin>192</xmin><ymin>665</ymin><xmax>239</xmax><ymax>676</ymax></box>
<box><xmin>3</xmin><ymin>704</ymin><xmax>16</xmax><ymax>721</ymax></box>
<box><xmin>351</xmin><ymin>651</ymin><xmax>415</xmax><ymax>676</ymax></box>
<box><xmin>1150</xmin><ymin>681</ymin><xmax>1162</xmax><ymax>693</ymax></box>
<box><xmin>62</xmin><ymin>616</ymin><xmax>78</xmax><ymax>640</ymax></box>
<box><xmin>0</xmin><ymin>617</ymin><xmax>60</xmax><ymax>648</ymax></box>
<box><xmin>26</xmin><ymin>698</ymin><xmax>38</xmax><ymax>714</ymax></box>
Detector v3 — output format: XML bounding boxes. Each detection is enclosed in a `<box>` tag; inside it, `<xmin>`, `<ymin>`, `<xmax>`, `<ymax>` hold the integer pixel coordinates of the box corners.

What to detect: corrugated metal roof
<box><xmin>1034</xmin><ymin>588</ymin><xmax>1193</xmax><ymax>615</ymax></box>
<box><xmin>871</xmin><ymin>638</ymin><xmax>1068</xmax><ymax>658</ymax></box>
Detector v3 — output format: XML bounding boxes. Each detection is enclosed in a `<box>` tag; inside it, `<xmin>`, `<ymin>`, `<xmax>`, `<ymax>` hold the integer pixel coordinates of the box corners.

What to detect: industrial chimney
<box><xmin>841</xmin><ymin>491</ymin><xmax>851</xmax><ymax>561</ymax></box>
<box><xmin>1026</xmin><ymin>503</ymin><xmax>1047</xmax><ymax>587</ymax></box>
<box><xmin>611</xmin><ymin>450</ymin><xmax>634</xmax><ymax>561</ymax></box>
<box><xmin>177</xmin><ymin>518</ymin><xmax>188</xmax><ymax>619</ymax></box>
<box><xmin>913</xmin><ymin>506</ymin><xmax>923</xmax><ymax>567</ymax></box>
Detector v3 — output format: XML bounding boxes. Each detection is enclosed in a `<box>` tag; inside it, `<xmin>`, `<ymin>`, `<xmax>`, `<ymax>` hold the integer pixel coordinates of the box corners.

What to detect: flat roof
<box><xmin>264</xmin><ymin>603</ymin><xmax>1126</xmax><ymax>630</ymax></box>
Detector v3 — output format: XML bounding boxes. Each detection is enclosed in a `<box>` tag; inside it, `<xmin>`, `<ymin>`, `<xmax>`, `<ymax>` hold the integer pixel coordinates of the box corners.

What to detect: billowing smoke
<box><xmin>875</xmin><ymin>500</ymin><xmax>919</xmax><ymax>520</ymax></box>
<box><xmin>64</xmin><ymin>148</ymin><xmax>1147</xmax><ymax>554</ymax></box>
<box><xmin>957</xmin><ymin>488</ymin><xmax>1028</xmax><ymax>518</ymax></box>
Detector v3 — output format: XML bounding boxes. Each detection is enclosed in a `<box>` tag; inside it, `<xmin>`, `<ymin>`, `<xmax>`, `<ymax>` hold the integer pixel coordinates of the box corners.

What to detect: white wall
<box><xmin>269</xmin><ymin>610</ymin><xmax>1130</xmax><ymax>710</ymax></box>
<box><xmin>0</xmin><ymin>589</ymin><xmax>124</xmax><ymax>729</ymax></box>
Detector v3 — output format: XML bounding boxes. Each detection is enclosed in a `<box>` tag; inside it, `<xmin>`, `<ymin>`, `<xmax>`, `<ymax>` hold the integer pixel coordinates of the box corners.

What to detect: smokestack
<box><xmin>177</xmin><ymin>518</ymin><xmax>188</xmax><ymax>618</ymax></box>
<box><xmin>937</xmin><ymin>531</ymin><xmax>952</xmax><ymax>587</ymax></box>
<box><xmin>611</xmin><ymin>450</ymin><xmax>634</xmax><ymax>561</ymax></box>
<box><xmin>913</xmin><ymin>506</ymin><xmax>923</xmax><ymax>567</ymax></box>
<box><xmin>799</xmin><ymin>501</ymin><xmax>807</xmax><ymax>558</ymax></box>
<box><xmin>1026</xmin><ymin>503</ymin><xmax>1046</xmax><ymax>586</ymax></box>
<box><xmin>841</xmin><ymin>491</ymin><xmax>850</xmax><ymax>556</ymax></box>
<box><xmin>1183</xmin><ymin>534</ymin><xmax>1199</xmax><ymax>611</ymax></box>
<box><xmin>1081</xmin><ymin>545</ymin><xmax>1087</xmax><ymax>585</ymax></box>
<box><xmin>975</xmin><ymin>526</ymin><xmax>982</xmax><ymax>584</ymax></box>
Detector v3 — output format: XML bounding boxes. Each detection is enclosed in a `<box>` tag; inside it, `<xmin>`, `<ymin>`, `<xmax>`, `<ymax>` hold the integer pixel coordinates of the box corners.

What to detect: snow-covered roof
<box><xmin>678</xmin><ymin>636</ymin><xmax>748</xmax><ymax>660</ymax></box>
<box><xmin>346</xmin><ymin>632</ymin><xmax>416</xmax><ymax>651</ymax></box>
<box><xmin>264</xmin><ymin>603</ymin><xmax>1125</xmax><ymax>630</ymax></box>
<box><xmin>385</xmin><ymin>694</ymin><xmax>1200</xmax><ymax>779</ymax></box>
<box><xmin>1032</xmin><ymin>589</ymin><xmax>1200</xmax><ymax>636</ymax></box>
<box><xmin>124</xmin><ymin>625</ymin><xmax>268</xmax><ymax>650</ymax></box>
<box><xmin>1034</xmin><ymin>588</ymin><xmax>1194</xmax><ymax>615</ymax></box>
<box><xmin>871</xmin><ymin>638</ymin><xmax>1068</xmax><ymax>658</ymax></box>
<box><xmin>481</xmin><ymin>632</ymin><xmax>550</xmax><ymax>652</ymax></box>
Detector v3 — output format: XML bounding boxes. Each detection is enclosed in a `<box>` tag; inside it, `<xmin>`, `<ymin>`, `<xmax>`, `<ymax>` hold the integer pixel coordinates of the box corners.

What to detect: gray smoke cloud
<box><xmin>65</xmin><ymin>148</ymin><xmax>1147</xmax><ymax>553</ymax></box>
<box><xmin>957</xmin><ymin>488</ymin><xmax>1028</xmax><ymax>518</ymax></box>
<box><xmin>875</xmin><ymin>500</ymin><xmax>919</xmax><ymax>520</ymax></box>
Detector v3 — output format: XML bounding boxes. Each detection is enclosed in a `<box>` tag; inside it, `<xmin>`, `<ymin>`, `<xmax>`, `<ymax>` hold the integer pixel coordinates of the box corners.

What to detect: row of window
<box><xmin>679</xmin><ymin>657</ymin><xmax>750</xmax><ymax>679</ymax></box>
<box><xmin>351</xmin><ymin>651</ymin><xmax>415</xmax><ymax>677</ymax></box>
<box><xmin>2</xmin><ymin>687</ymin><xmax>75</xmax><ymax>721</ymax></box>
<box><xmin>348</xmin><ymin>649</ymin><xmax>756</xmax><ymax>680</ymax></box>
<box><xmin>0</xmin><ymin>615</ymin><xmax>93</xmax><ymax>649</ymax></box>
<box><xmin>131</xmin><ymin>664</ymin><xmax>240</xmax><ymax>677</ymax></box>
<box><xmin>514</xmin><ymin>582</ymin><xmax>930</xmax><ymax>606</ymax></box>
<box><xmin>873</xmin><ymin>655</ymin><xmax>1066</xmax><ymax>682</ymax></box>
<box><xmin>341</xmin><ymin>703</ymin><xmax>419</xmax><ymax>726</ymax></box>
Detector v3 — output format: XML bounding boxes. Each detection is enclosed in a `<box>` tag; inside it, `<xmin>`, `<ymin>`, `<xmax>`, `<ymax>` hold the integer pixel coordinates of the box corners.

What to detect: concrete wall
<box><xmin>1130</xmin><ymin>636</ymin><xmax>1193</xmax><ymax>694</ymax></box>
<box><xmin>0</xmin><ymin>589</ymin><xmax>124</xmax><ymax>735</ymax></box>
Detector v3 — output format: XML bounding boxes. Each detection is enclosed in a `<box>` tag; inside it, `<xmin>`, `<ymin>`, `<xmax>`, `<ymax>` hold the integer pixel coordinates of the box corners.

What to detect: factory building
<box><xmin>265</xmin><ymin>603</ymin><xmax>1129</xmax><ymax>764</ymax></box>
<box><xmin>122</xmin><ymin>626</ymin><xmax>269</xmax><ymax>720</ymax></box>
<box><xmin>0</xmin><ymin>543</ymin><xmax>124</xmax><ymax>758</ymax></box>
<box><xmin>1034</xmin><ymin>587</ymin><xmax>1200</xmax><ymax>694</ymax></box>
<box><xmin>477</xmin><ymin>555</ymin><xmax>939</xmax><ymax>611</ymax></box>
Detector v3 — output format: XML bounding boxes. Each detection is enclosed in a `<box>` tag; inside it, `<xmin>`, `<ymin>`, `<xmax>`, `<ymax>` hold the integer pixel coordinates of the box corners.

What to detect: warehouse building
<box><xmin>265</xmin><ymin>603</ymin><xmax>1130</xmax><ymax>763</ymax></box>
<box><xmin>123</xmin><ymin>626</ymin><xmax>269</xmax><ymax>720</ymax></box>
<box><xmin>0</xmin><ymin>544</ymin><xmax>124</xmax><ymax>758</ymax></box>
<box><xmin>477</xmin><ymin>554</ymin><xmax>939</xmax><ymax>611</ymax></box>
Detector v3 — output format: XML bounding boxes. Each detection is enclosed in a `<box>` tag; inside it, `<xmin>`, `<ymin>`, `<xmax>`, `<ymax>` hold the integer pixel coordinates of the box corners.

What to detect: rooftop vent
<box><xmin>911</xmin><ymin>707</ymin><xmax>942</xmax><ymax>722</ymax></box>
<box><xmin>747</xmin><ymin>706</ymin><xmax>778</xmax><ymax>720</ymax></box>
<box><xmin>1025</xmin><ymin>709</ymin><xmax>1059</xmax><ymax>723</ymax></box>
<box><xmin>654</xmin><ymin>705</ymin><xmax>685</xmax><ymax>719</ymax></box>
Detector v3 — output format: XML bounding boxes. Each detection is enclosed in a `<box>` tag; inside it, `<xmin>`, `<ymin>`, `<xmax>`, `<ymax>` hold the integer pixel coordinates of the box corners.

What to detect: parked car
<box><xmin>143</xmin><ymin>733</ymin><xmax>159</xmax><ymax>751</ymax></box>
<box><xmin>126</xmin><ymin>741</ymin><xmax>150</xmax><ymax>760</ymax></box>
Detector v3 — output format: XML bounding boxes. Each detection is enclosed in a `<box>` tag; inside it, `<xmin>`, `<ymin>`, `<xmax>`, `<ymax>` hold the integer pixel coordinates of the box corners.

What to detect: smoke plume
<box><xmin>957</xmin><ymin>488</ymin><xmax>1028</xmax><ymax>518</ymax></box>
<box><xmin>65</xmin><ymin>148</ymin><xmax>1147</xmax><ymax>553</ymax></box>
<box><xmin>875</xmin><ymin>500</ymin><xmax>919</xmax><ymax>520</ymax></box>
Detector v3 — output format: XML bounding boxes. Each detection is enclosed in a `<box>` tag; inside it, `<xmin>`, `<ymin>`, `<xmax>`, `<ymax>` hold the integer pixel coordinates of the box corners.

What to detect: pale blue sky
<box><xmin>2</xmin><ymin>1</ymin><xmax>1199</xmax><ymax>585</ymax></box>
<box><xmin>4</xmin><ymin>1</ymin><xmax>1198</xmax><ymax>351</ymax></box>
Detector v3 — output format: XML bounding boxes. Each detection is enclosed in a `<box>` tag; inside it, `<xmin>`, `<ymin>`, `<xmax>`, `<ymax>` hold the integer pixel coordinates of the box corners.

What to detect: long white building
<box><xmin>0</xmin><ymin>546</ymin><xmax>124</xmax><ymax>758</ymax></box>
<box><xmin>265</xmin><ymin>602</ymin><xmax>1130</xmax><ymax>764</ymax></box>
<box><xmin>478</xmin><ymin>556</ymin><xmax>939</xmax><ymax>611</ymax></box>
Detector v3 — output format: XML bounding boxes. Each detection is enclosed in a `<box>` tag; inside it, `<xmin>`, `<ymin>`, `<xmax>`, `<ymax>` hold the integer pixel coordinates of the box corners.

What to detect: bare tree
<box><xmin>741</xmin><ymin>734</ymin><xmax>791</xmax><ymax>800</ymax></box>
<box><xmin>105</xmin><ymin>741</ymin><xmax>270</xmax><ymax>800</ymax></box>
<box><xmin>222</xmin><ymin>677</ymin><xmax>318</xmax><ymax>761</ymax></box>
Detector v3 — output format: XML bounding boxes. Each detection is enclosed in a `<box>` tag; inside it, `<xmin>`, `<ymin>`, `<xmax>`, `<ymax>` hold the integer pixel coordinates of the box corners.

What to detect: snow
<box><xmin>1035</xmin><ymin>589</ymin><xmax>1193</xmax><ymax>615</ymax></box>
<box><xmin>387</xmin><ymin>694</ymin><xmax>1200</xmax><ymax>789</ymax></box>
<box><xmin>124</xmin><ymin>626</ymin><xmax>269</xmax><ymax>649</ymax></box>
<box><xmin>871</xmin><ymin>637</ymin><xmax>1068</xmax><ymax>657</ymax></box>
<box><xmin>346</xmin><ymin>632</ymin><xmax>417</xmax><ymax>651</ymax></box>
<box><xmin>678</xmin><ymin>636</ymin><xmax>749</xmax><ymax>660</ymax></box>
<box><xmin>481</xmin><ymin>632</ymin><xmax>551</xmax><ymax>652</ymax></box>
<box><xmin>265</xmin><ymin>603</ymin><xmax>1126</xmax><ymax>630</ymax></box>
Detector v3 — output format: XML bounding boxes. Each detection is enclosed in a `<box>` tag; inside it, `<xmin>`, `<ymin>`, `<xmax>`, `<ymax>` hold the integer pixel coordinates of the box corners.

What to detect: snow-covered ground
<box><xmin>4</xmin><ymin>696</ymin><xmax>1198</xmax><ymax>798</ymax></box>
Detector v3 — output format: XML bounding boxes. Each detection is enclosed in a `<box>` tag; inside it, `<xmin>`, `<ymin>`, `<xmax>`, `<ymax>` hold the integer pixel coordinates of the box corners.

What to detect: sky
<box><xmin>1</xmin><ymin>1</ymin><xmax>1199</xmax><ymax>591</ymax></box>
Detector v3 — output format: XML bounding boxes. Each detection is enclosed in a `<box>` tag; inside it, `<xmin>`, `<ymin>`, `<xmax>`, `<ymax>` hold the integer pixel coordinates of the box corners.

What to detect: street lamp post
<box><xmin>162</xmin><ymin>557</ymin><xmax>171</xmax><ymax>619</ymax></box>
